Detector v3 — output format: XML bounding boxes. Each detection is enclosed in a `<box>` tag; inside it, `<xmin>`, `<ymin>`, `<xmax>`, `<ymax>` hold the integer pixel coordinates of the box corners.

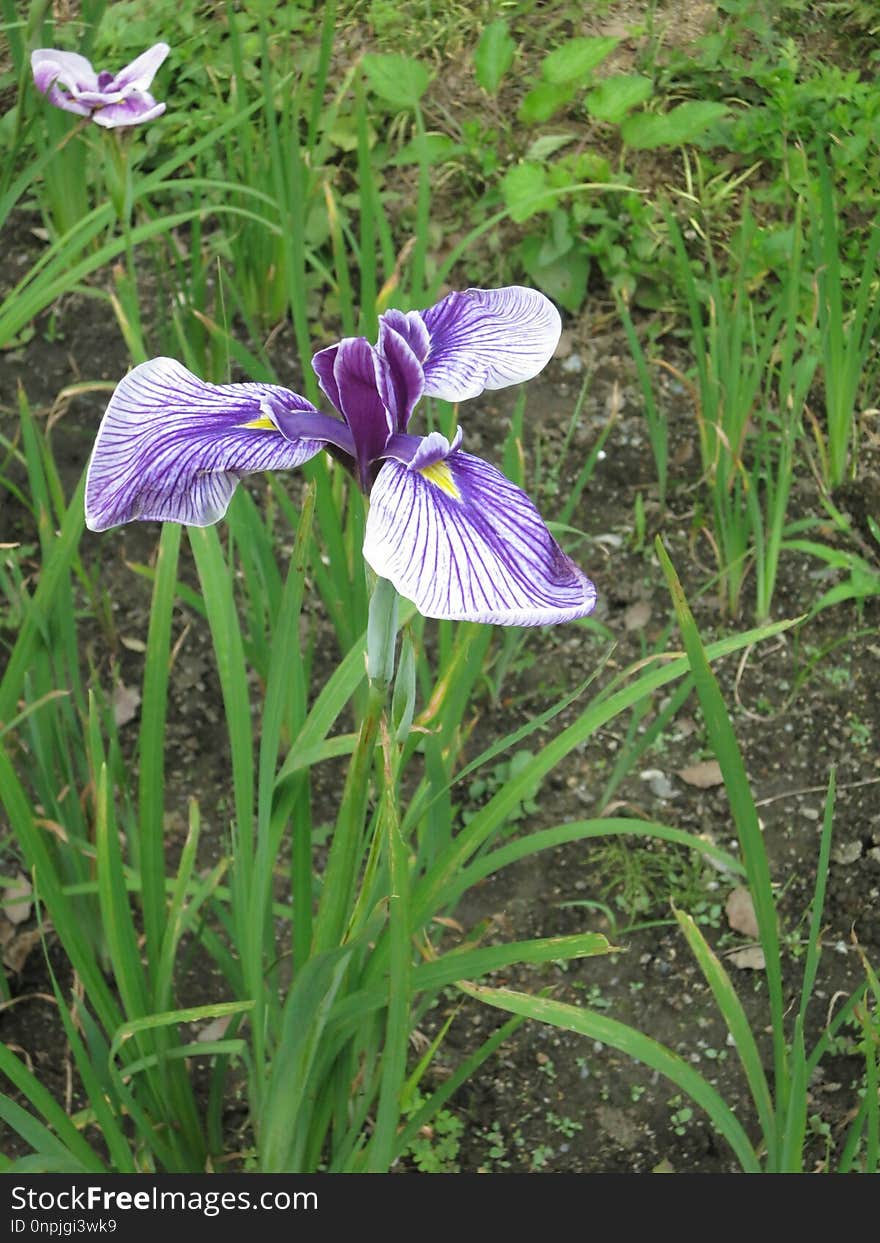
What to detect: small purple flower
<box><xmin>31</xmin><ymin>43</ymin><xmax>169</xmax><ymax>128</ymax></box>
<box><xmin>85</xmin><ymin>287</ymin><xmax>597</xmax><ymax>626</ymax></box>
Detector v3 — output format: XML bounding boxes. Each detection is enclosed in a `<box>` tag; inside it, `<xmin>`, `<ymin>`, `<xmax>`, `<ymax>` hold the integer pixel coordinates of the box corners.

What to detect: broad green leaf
<box><xmin>138</xmin><ymin>522</ymin><xmax>182</xmax><ymax>973</ymax></box>
<box><xmin>501</xmin><ymin>163</ymin><xmax>555</xmax><ymax>222</ymax></box>
<box><xmin>521</xmin><ymin>234</ymin><xmax>589</xmax><ymax>313</ymax></box>
<box><xmin>108</xmin><ymin>1001</ymin><xmax>255</xmax><ymax>1067</ymax></box>
<box><xmin>524</xmin><ymin>132</ymin><xmax>577</xmax><ymax>161</ymax></box>
<box><xmin>362</xmin><ymin>53</ymin><xmax>431</xmax><ymax>109</ymax></box>
<box><xmin>518</xmin><ymin>80</ymin><xmax>576</xmax><ymax>124</ymax></box>
<box><xmin>474</xmin><ymin>18</ymin><xmax>516</xmax><ymax>95</ymax></box>
<box><xmin>542</xmin><ymin>36</ymin><xmax>619</xmax><ymax>84</ymax></box>
<box><xmin>621</xmin><ymin>101</ymin><xmax>728</xmax><ymax>149</ymax></box>
<box><xmin>417</xmin><ymin>933</ymin><xmax>613</xmax><ymax>992</ymax></box>
<box><xmin>450</xmin><ymin>819</ymin><xmax>745</xmax><ymax>911</ymax></box>
<box><xmin>586</xmin><ymin>74</ymin><xmax>653</xmax><ymax>123</ymax></box>
<box><xmin>389</xmin><ymin>133</ymin><xmax>465</xmax><ymax>166</ymax></box>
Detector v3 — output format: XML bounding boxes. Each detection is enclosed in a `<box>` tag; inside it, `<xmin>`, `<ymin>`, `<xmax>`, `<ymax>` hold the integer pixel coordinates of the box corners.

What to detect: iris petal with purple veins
<box><xmin>363</xmin><ymin>451</ymin><xmax>596</xmax><ymax>626</ymax></box>
<box><xmin>84</xmin><ymin>358</ymin><xmax>327</xmax><ymax>530</ymax></box>
<box><xmin>31</xmin><ymin>43</ymin><xmax>169</xmax><ymax>128</ymax></box>
<box><xmin>86</xmin><ymin>287</ymin><xmax>596</xmax><ymax>626</ymax></box>
<box><xmin>415</xmin><ymin>286</ymin><xmax>562</xmax><ymax>401</ymax></box>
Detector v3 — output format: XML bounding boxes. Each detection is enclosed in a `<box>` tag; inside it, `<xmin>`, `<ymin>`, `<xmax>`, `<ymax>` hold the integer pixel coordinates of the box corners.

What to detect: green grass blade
<box><xmin>0</xmin><ymin>1045</ymin><xmax>103</xmax><ymax>1172</ymax></box>
<box><xmin>94</xmin><ymin>760</ymin><xmax>149</xmax><ymax>1022</ymax></box>
<box><xmin>463</xmin><ymin>982</ymin><xmax>760</xmax><ymax>1171</ymax></box>
<box><xmin>416</xmin><ymin>932</ymin><xmax>614</xmax><ymax>993</ymax></box>
<box><xmin>367</xmin><ymin>725</ymin><xmax>411</xmax><ymax>1171</ymax></box>
<box><xmin>109</xmin><ymin>1001</ymin><xmax>255</xmax><ymax>1064</ymax></box>
<box><xmin>656</xmin><ymin>537</ymin><xmax>787</xmax><ymax>1127</ymax></box>
<box><xmin>0</xmin><ymin>745</ymin><xmax>121</xmax><ymax>1033</ymax></box>
<box><xmin>0</xmin><ymin>472</ymin><xmax>84</xmax><ymax>727</ymax></box>
<box><xmin>137</xmin><ymin>523</ymin><xmax>182</xmax><ymax>974</ymax></box>
<box><xmin>779</xmin><ymin>1016</ymin><xmax>807</xmax><ymax>1173</ymax></box>
<box><xmin>392</xmin><ymin>1015</ymin><xmax>525</xmax><ymax>1161</ymax></box>
<box><xmin>189</xmin><ymin>524</ymin><xmax>254</xmax><ymax>864</ymax></box>
<box><xmin>413</xmin><ymin>618</ymin><xmax>793</xmax><ymax>925</ymax></box>
<box><xmin>674</xmin><ymin>907</ymin><xmax>776</xmax><ymax>1166</ymax></box>
<box><xmin>39</xmin><ymin>938</ymin><xmax>135</xmax><ymax>1172</ymax></box>
<box><xmin>259</xmin><ymin>947</ymin><xmax>352</xmax><ymax>1172</ymax></box>
<box><xmin>798</xmin><ymin>769</ymin><xmax>835</xmax><ymax>1024</ymax></box>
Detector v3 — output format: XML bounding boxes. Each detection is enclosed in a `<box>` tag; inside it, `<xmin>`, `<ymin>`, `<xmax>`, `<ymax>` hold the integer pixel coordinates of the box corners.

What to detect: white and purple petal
<box><xmin>31</xmin><ymin>48</ymin><xmax>98</xmax><ymax>95</ymax></box>
<box><xmin>108</xmin><ymin>43</ymin><xmax>170</xmax><ymax>93</ymax></box>
<box><xmin>379</xmin><ymin>427</ymin><xmax>462</xmax><ymax>472</ymax></box>
<box><xmin>31</xmin><ymin>44</ymin><xmax>168</xmax><ymax>127</ymax></box>
<box><xmin>31</xmin><ymin>48</ymin><xmax>98</xmax><ymax>115</ymax></box>
<box><xmin>91</xmin><ymin>95</ymin><xmax>166</xmax><ymax>128</ymax></box>
<box><xmin>410</xmin><ymin>286</ymin><xmax>562</xmax><ymax>403</ymax></box>
<box><xmin>363</xmin><ymin>448</ymin><xmax>596</xmax><ymax>626</ymax></box>
<box><xmin>378</xmin><ymin>308</ymin><xmax>431</xmax><ymax>364</ymax></box>
<box><xmin>85</xmin><ymin>358</ymin><xmax>327</xmax><ymax>531</ymax></box>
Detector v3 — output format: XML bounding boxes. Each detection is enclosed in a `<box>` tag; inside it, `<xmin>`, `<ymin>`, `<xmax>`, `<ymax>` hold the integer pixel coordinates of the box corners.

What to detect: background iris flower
<box><xmin>31</xmin><ymin>43</ymin><xmax>170</xmax><ymax>128</ymax></box>
<box><xmin>85</xmin><ymin>286</ymin><xmax>597</xmax><ymax>625</ymax></box>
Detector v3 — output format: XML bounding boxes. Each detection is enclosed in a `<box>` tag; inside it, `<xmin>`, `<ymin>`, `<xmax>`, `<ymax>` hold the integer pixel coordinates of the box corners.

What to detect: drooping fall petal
<box><xmin>363</xmin><ymin>448</ymin><xmax>596</xmax><ymax>625</ymax></box>
<box><xmin>85</xmin><ymin>358</ymin><xmax>327</xmax><ymax>530</ymax></box>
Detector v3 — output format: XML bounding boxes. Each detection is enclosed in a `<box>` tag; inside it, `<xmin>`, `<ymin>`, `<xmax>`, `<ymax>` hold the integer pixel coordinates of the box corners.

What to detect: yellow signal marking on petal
<box><xmin>418</xmin><ymin>460</ymin><xmax>461</xmax><ymax>500</ymax></box>
<box><xmin>241</xmin><ymin>415</ymin><xmax>277</xmax><ymax>431</ymax></box>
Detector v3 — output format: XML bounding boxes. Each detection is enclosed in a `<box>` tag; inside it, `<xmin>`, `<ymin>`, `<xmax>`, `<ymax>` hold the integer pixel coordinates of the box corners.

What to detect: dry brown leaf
<box><xmin>3</xmin><ymin>927</ymin><xmax>43</xmax><ymax>974</ymax></box>
<box><xmin>196</xmin><ymin>1015</ymin><xmax>233</xmax><ymax>1043</ymax></box>
<box><xmin>432</xmin><ymin>915</ymin><xmax>465</xmax><ymax>933</ymax></box>
<box><xmin>726</xmin><ymin>885</ymin><xmax>760</xmax><ymax>938</ymax></box>
<box><xmin>3</xmin><ymin>873</ymin><xmax>32</xmax><ymax>925</ymax></box>
<box><xmin>677</xmin><ymin>759</ymin><xmax>723</xmax><ymax>788</ymax></box>
<box><xmin>112</xmin><ymin>682</ymin><xmax>141</xmax><ymax>727</ymax></box>
<box><xmin>624</xmin><ymin>600</ymin><xmax>652</xmax><ymax>631</ymax></box>
<box><xmin>728</xmin><ymin>945</ymin><xmax>765</xmax><ymax>971</ymax></box>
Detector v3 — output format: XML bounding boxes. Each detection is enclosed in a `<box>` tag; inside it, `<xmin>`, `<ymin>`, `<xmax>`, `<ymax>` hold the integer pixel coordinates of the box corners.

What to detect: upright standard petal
<box><xmin>363</xmin><ymin>448</ymin><xmax>596</xmax><ymax>626</ymax></box>
<box><xmin>377</xmin><ymin>320</ymin><xmax>425</xmax><ymax>430</ymax></box>
<box><xmin>415</xmin><ymin>287</ymin><xmax>562</xmax><ymax>402</ymax></box>
<box><xmin>109</xmin><ymin>43</ymin><xmax>170</xmax><ymax>92</ymax></box>
<box><xmin>329</xmin><ymin>338</ymin><xmax>393</xmax><ymax>484</ymax></box>
<box><xmin>85</xmin><ymin>358</ymin><xmax>326</xmax><ymax>531</ymax></box>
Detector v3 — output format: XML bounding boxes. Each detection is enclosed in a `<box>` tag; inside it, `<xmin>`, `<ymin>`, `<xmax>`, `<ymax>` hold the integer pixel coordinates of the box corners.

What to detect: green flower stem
<box><xmin>313</xmin><ymin>576</ymin><xmax>399</xmax><ymax>952</ymax></box>
<box><xmin>366</xmin><ymin>573</ymin><xmax>399</xmax><ymax>690</ymax></box>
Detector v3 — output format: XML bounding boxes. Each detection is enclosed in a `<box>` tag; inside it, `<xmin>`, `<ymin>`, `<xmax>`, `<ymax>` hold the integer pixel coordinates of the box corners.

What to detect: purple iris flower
<box><xmin>85</xmin><ymin>287</ymin><xmax>597</xmax><ymax>626</ymax></box>
<box><xmin>31</xmin><ymin>43</ymin><xmax>169</xmax><ymax>128</ymax></box>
